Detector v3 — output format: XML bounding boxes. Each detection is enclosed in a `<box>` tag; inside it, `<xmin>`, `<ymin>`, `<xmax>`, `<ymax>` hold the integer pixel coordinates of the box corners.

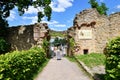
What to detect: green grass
<box><xmin>66</xmin><ymin>56</ymin><xmax>76</xmax><ymax>62</ymax></box>
<box><xmin>50</xmin><ymin>31</ymin><xmax>66</xmax><ymax>37</ymax></box>
<box><xmin>75</xmin><ymin>53</ymin><xmax>106</xmax><ymax>68</ymax></box>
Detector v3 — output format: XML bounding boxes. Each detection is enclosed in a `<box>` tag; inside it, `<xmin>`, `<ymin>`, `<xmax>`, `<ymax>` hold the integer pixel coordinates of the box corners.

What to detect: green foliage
<box><xmin>42</xmin><ymin>38</ymin><xmax>50</xmax><ymax>53</ymax></box>
<box><xmin>0</xmin><ymin>47</ymin><xmax>47</xmax><ymax>80</ymax></box>
<box><xmin>104</xmin><ymin>37</ymin><xmax>120</xmax><ymax>80</ymax></box>
<box><xmin>50</xmin><ymin>31</ymin><xmax>66</xmax><ymax>37</ymax></box>
<box><xmin>0</xmin><ymin>0</ymin><xmax>52</xmax><ymax>22</ymax></box>
<box><xmin>66</xmin><ymin>56</ymin><xmax>76</xmax><ymax>62</ymax></box>
<box><xmin>60</xmin><ymin>38</ymin><xmax>67</xmax><ymax>46</ymax></box>
<box><xmin>52</xmin><ymin>37</ymin><xmax>60</xmax><ymax>46</ymax></box>
<box><xmin>88</xmin><ymin>0</ymin><xmax>99</xmax><ymax>8</ymax></box>
<box><xmin>0</xmin><ymin>38</ymin><xmax>10</xmax><ymax>54</ymax></box>
<box><xmin>88</xmin><ymin>0</ymin><xmax>108</xmax><ymax>15</ymax></box>
<box><xmin>52</xmin><ymin>37</ymin><xmax>67</xmax><ymax>47</ymax></box>
<box><xmin>44</xmin><ymin>6</ymin><xmax>52</xmax><ymax>21</ymax></box>
<box><xmin>0</xmin><ymin>17</ymin><xmax>8</xmax><ymax>37</ymax></box>
<box><xmin>76</xmin><ymin>53</ymin><xmax>105</xmax><ymax>68</ymax></box>
<box><xmin>69</xmin><ymin>38</ymin><xmax>75</xmax><ymax>49</ymax></box>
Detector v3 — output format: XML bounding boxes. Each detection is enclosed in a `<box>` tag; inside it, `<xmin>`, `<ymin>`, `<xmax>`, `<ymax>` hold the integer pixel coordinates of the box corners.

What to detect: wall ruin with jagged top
<box><xmin>68</xmin><ymin>8</ymin><xmax>120</xmax><ymax>54</ymax></box>
<box><xmin>7</xmin><ymin>23</ymin><xmax>50</xmax><ymax>51</ymax></box>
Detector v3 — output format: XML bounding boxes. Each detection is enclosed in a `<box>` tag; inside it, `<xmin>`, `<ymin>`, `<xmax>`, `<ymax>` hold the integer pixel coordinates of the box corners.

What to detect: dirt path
<box><xmin>34</xmin><ymin>57</ymin><xmax>92</xmax><ymax>80</ymax></box>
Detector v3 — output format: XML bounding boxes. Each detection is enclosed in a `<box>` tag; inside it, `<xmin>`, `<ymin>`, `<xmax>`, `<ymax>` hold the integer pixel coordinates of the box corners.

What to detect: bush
<box><xmin>0</xmin><ymin>38</ymin><xmax>10</xmax><ymax>54</ymax></box>
<box><xmin>104</xmin><ymin>37</ymin><xmax>120</xmax><ymax>80</ymax></box>
<box><xmin>42</xmin><ymin>38</ymin><xmax>50</xmax><ymax>57</ymax></box>
<box><xmin>0</xmin><ymin>47</ymin><xmax>46</xmax><ymax>80</ymax></box>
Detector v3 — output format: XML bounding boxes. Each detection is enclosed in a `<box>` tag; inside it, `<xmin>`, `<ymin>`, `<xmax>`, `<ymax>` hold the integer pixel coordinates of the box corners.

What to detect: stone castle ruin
<box><xmin>7</xmin><ymin>23</ymin><xmax>50</xmax><ymax>51</ymax></box>
<box><xmin>67</xmin><ymin>8</ymin><xmax>120</xmax><ymax>54</ymax></box>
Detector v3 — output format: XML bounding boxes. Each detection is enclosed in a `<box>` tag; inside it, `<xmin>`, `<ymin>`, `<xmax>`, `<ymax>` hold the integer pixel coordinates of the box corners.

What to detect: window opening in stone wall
<box><xmin>83</xmin><ymin>49</ymin><xmax>88</xmax><ymax>54</ymax></box>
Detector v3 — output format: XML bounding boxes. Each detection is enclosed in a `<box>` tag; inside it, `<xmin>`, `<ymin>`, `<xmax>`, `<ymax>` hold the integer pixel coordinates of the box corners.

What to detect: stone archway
<box><xmin>49</xmin><ymin>36</ymin><xmax>68</xmax><ymax>57</ymax></box>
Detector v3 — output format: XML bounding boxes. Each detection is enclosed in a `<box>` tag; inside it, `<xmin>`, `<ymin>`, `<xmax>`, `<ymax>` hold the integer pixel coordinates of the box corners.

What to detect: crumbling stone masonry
<box><xmin>67</xmin><ymin>8</ymin><xmax>120</xmax><ymax>54</ymax></box>
<box><xmin>7</xmin><ymin>23</ymin><xmax>50</xmax><ymax>51</ymax></box>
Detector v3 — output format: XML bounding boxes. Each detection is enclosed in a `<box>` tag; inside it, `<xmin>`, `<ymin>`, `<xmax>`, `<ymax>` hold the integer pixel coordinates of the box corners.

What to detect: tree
<box><xmin>0</xmin><ymin>0</ymin><xmax>52</xmax><ymax>22</ymax></box>
<box><xmin>100</xmin><ymin>3</ymin><xmax>108</xmax><ymax>15</ymax></box>
<box><xmin>52</xmin><ymin>37</ymin><xmax>60</xmax><ymax>47</ymax></box>
<box><xmin>88</xmin><ymin>0</ymin><xmax>108</xmax><ymax>15</ymax></box>
<box><xmin>88</xmin><ymin>0</ymin><xmax>99</xmax><ymax>8</ymax></box>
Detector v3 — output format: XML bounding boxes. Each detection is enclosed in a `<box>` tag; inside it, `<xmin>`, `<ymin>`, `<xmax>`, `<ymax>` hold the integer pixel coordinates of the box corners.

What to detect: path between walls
<box><xmin>34</xmin><ymin>57</ymin><xmax>92</xmax><ymax>80</ymax></box>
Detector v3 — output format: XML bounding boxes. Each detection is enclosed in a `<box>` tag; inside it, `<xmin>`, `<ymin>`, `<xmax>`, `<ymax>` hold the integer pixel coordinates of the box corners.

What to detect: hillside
<box><xmin>49</xmin><ymin>29</ymin><xmax>67</xmax><ymax>38</ymax></box>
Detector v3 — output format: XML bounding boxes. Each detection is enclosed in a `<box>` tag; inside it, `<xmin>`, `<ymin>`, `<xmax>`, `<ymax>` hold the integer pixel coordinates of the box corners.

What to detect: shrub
<box><xmin>42</xmin><ymin>38</ymin><xmax>50</xmax><ymax>57</ymax></box>
<box><xmin>104</xmin><ymin>37</ymin><xmax>120</xmax><ymax>80</ymax></box>
<box><xmin>68</xmin><ymin>38</ymin><xmax>75</xmax><ymax>56</ymax></box>
<box><xmin>0</xmin><ymin>47</ymin><xmax>46</xmax><ymax>80</ymax></box>
<box><xmin>0</xmin><ymin>38</ymin><xmax>10</xmax><ymax>54</ymax></box>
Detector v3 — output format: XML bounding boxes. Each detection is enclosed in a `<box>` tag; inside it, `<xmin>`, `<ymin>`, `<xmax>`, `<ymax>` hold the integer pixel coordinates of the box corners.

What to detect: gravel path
<box><xmin>34</xmin><ymin>57</ymin><xmax>92</xmax><ymax>80</ymax></box>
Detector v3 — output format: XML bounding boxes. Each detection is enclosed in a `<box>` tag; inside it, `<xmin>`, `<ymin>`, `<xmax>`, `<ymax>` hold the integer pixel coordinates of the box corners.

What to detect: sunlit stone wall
<box><xmin>68</xmin><ymin>8</ymin><xmax>120</xmax><ymax>54</ymax></box>
<box><xmin>7</xmin><ymin>23</ymin><xmax>49</xmax><ymax>51</ymax></box>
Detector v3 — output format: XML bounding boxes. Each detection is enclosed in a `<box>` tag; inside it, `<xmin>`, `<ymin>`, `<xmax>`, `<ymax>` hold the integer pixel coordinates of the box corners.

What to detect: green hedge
<box><xmin>104</xmin><ymin>37</ymin><xmax>120</xmax><ymax>80</ymax></box>
<box><xmin>0</xmin><ymin>38</ymin><xmax>10</xmax><ymax>54</ymax></box>
<box><xmin>0</xmin><ymin>47</ymin><xmax>46</xmax><ymax>80</ymax></box>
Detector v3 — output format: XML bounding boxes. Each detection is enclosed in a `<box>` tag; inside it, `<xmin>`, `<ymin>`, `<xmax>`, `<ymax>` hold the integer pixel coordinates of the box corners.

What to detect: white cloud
<box><xmin>50</xmin><ymin>0</ymin><xmax>74</xmax><ymax>12</ymax></box>
<box><xmin>50</xmin><ymin>27</ymin><xmax>65</xmax><ymax>31</ymax></box>
<box><xmin>7</xmin><ymin>10</ymin><xmax>16</xmax><ymax>21</ymax></box>
<box><xmin>41</xmin><ymin>20</ymin><xmax>59</xmax><ymax>25</ymax></box>
<box><xmin>55</xmin><ymin>24</ymin><xmax>66</xmax><ymax>27</ymax></box>
<box><xmin>25</xmin><ymin>6</ymin><xmax>43</xmax><ymax>14</ymax></box>
<box><xmin>42</xmin><ymin>20</ymin><xmax>66</xmax><ymax>28</ymax></box>
<box><xmin>111</xmin><ymin>12</ymin><xmax>115</xmax><ymax>14</ymax></box>
<box><xmin>22</xmin><ymin>16</ymin><xmax>66</xmax><ymax>30</ymax></box>
<box><xmin>22</xmin><ymin>16</ymin><xmax>38</xmax><ymax>24</ymax></box>
<box><xmin>50</xmin><ymin>27</ymin><xmax>58</xmax><ymax>31</ymax></box>
<box><xmin>116</xmin><ymin>5</ymin><xmax>120</xmax><ymax>9</ymax></box>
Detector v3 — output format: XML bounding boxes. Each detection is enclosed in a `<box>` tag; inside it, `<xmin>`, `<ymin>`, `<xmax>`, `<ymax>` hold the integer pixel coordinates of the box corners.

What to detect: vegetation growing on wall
<box><xmin>68</xmin><ymin>38</ymin><xmax>75</xmax><ymax>56</ymax></box>
<box><xmin>88</xmin><ymin>0</ymin><xmax>108</xmax><ymax>15</ymax></box>
<box><xmin>42</xmin><ymin>38</ymin><xmax>50</xmax><ymax>57</ymax></box>
<box><xmin>104</xmin><ymin>37</ymin><xmax>120</xmax><ymax>80</ymax></box>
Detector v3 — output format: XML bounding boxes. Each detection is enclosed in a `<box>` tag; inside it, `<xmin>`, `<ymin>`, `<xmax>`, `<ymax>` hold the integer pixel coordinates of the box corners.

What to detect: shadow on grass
<box><xmin>94</xmin><ymin>73</ymin><xmax>105</xmax><ymax>80</ymax></box>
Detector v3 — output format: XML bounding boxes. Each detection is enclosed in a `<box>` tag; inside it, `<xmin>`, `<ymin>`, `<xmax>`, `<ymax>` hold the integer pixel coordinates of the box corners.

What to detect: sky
<box><xmin>7</xmin><ymin>0</ymin><xmax>120</xmax><ymax>31</ymax></box>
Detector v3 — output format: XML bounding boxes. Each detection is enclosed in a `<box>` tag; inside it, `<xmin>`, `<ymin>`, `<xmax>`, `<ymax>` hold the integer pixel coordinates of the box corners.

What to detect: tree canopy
<box><xmin>88</xmin><ymin>0</ymin><xmax>108</xmax><ymax>15</ymax></box>
<box><xmin>52</xmin><ymin>37</ymin><xmax>67</xmax><ymax>47</ymax></box>
<box><xmin>0</xmin><ymin>0</ymin><xmax>52</xmax><ymax>23</ymax></box>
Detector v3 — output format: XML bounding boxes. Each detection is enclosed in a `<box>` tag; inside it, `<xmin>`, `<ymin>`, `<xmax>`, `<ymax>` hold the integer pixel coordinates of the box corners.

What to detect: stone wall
<box><xmin>7</xmin><ymin>23</ymin><xmax>50</xmax><ymax>51</ymax></box>
<box><xmin>109</xmin><ymin>13</ymin><xmax>120</xmax><ymax>38</ymax></box>
<box><xmin>68</xmin><ymin>8</ymin><xmax>120</xmax><ymax>54</ymax></box>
